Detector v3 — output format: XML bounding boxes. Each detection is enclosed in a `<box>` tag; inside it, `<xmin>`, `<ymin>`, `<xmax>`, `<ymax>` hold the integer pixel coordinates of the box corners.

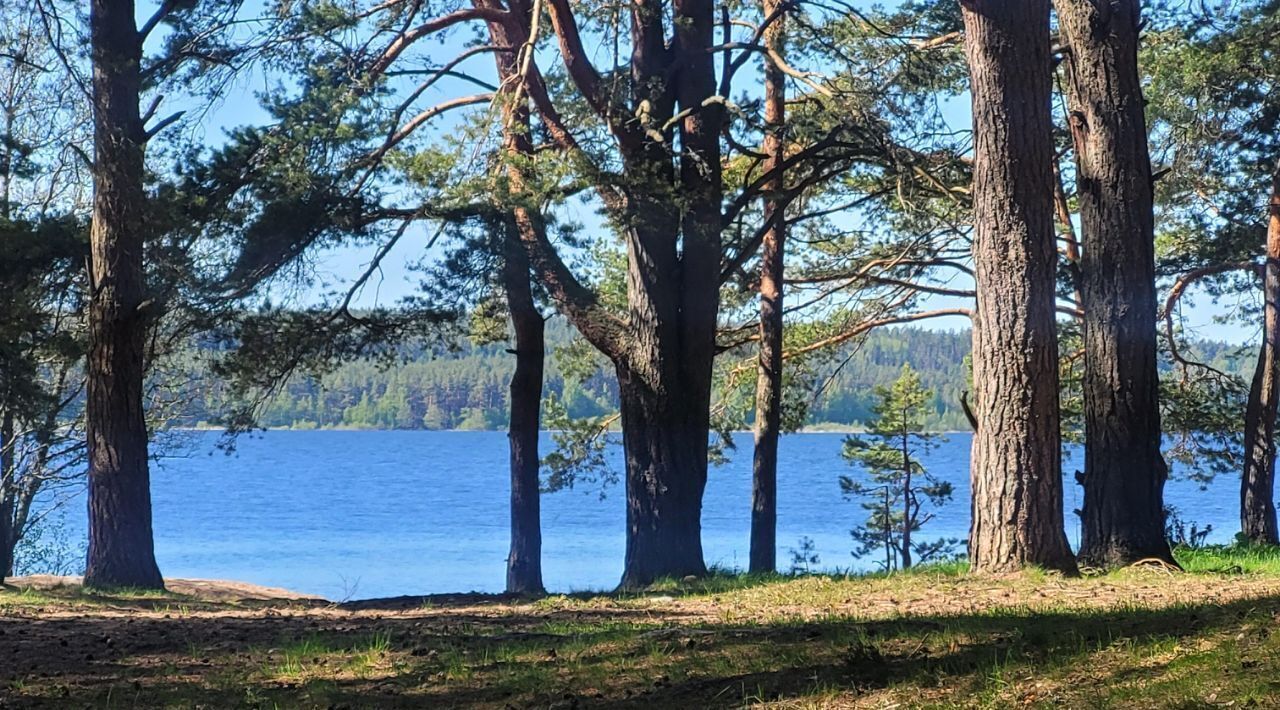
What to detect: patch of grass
<box><xmin>1175</xmin><ymin>542</ymin><xmax>1280</xmax><ymax>575</ymax></box>
<box><xmin>634</xmin><ymin>560</ymin><xmax>971</xmax><ymax>604</ymax></box>
<box><xmin>7</xmin><ymin>547</ymin><xmax>1280</xmax><ymax>707</ymax></box>
<box><xmin>261</xmin><ymin>631</ymin><xmax>396</xmax><ymax>682</ymax></box>
<box><xmin>0</xmin><ymin>581</ymin><xmax>202</xmax><ymax>612</ymax></box>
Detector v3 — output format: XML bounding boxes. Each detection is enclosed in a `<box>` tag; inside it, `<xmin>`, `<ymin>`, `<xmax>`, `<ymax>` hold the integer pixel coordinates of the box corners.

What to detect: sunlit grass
<box><xmin>1174</xmin><ymin>542</ymin><xmax>1280</xmax><ymax>575</ymax></box>
<box><xmin>6</xmin><ymin>547</ymin><xmax>1280</xmax><ymax>707</ymax></box>
<box><xmin>262</xmin><ymin>631</ymin><xmax>396</xmax><ymax>682</ymax></box>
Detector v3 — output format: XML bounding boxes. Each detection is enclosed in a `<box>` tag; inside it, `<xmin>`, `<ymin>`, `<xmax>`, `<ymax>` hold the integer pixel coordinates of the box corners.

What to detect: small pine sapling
<box><xmin>841</xmin><ymin>364</ymin><xmax>959</xmax><ymax>571</ymax></box>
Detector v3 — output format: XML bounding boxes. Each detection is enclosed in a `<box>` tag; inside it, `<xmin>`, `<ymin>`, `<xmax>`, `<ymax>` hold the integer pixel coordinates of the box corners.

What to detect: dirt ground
<box><xmin>3</xmin><ymin>571</ymin><xmax>1280</xmax><ymax>708</ymax></box>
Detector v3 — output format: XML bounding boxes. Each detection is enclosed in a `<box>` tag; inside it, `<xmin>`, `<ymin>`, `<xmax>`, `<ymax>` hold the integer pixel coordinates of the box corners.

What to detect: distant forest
<box><xmin>181</xmin><ymin>326</ymin><xmax>1255</xmax><ymax>432</ymax></box>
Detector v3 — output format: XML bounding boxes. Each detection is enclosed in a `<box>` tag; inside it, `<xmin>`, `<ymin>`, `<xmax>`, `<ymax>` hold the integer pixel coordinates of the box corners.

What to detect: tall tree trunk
<box><xmin>960</xmin><ymin>0</ymin><xmax>1077</xmax><ymax>574</ymax></box>
<box><xmin>0</xmin><ymin>97</ymin><xmax>12</xmax><ymax>583</ymax></box>
<box><xmin>1241</xmin><ymin>170</ymin><xmax>1280</xmax><ymax>546</ymax></box>
<box><xmin>84</xmin><ymin>0</ymin><xmax>163</xmax><ymax>589</ymax></box>
<box><xmin>749</xmin><ymin>0</ymin><xmax>787</xmax><ymax>575</ymax></box>
<box><xmin>1057</xmin><ymin>0</ymin><xmax>1174</xmax><ymax>568</ymax></box>
<box><xmin>502</xmin><ymin>0</ymin><xmax>724</xmax><ymax>588</ymax></box>
<box><xmin>503</xmin><ymin>219</ymin><xmax>546</xmax><ymax>594</ymax></box>
<box><xmin>0</xmin><ymin>411</ymin><xmax>15</xmax><ymax>580</ymax></box>
<box><xmin>900</xmin><ymin>428</ymin><xmax>912</xmax><ymax>570</ymax></box>
<box><xmin>610</xmin><ymin>0</ymin><xmax>722</xmax><ymax>590</ymax></box>
<box><xmin>486</xmin><ymin>0</ymin><xmax>549</xmax><ymax>595</ymax></box>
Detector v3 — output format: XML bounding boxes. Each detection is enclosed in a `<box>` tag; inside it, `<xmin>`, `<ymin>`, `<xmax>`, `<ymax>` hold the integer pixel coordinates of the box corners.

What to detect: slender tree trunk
<box><xmin>0</xmin><ymin>102</ymin><xmax>12</xmax><ymax>582</ymax></box>
<box><xmin>883</xmin><ymin>487</ymin><xmax>892</xmax><ymax>571</ymax></box>
<box><xmin>1241</xmin><ymin>170</ymin><xmax>1280</xmax><ymax>545</ymax></box>
<box><xmin>503</xmin><ymin>219</ymin><xmax>546</xmax><ymax>594</ymax></box>
<box><xmin>84</xmin><ymin>0</ymin><xmax>163</xmax><ymax>589</ymax></box>
<box><xmin>961</xmin><ymin>0</ymin><xmax>1077</xmax><ymax>574</ymax></box>
<box><xmin>749</xmin><ymin>0</ymin><xmax>787</xmax><ymax>575</ymax></box>
<box><xmin>900</xmin><ymin>427</ymin><xmax>912</xmax><ymax>570</ymax></box>
<box><xmin>1052</xmin><ymin>163</ymin><xmax>1085</xmax><ymax>309</ymax></box>
<box><xmin>485</xmin><ymin>0</ymin><xmax>549</xmax><ymax>595</ymax></box>
<box><xmin>1057</xmin><ymin>0</ymin><xmax>1174</xmax><ymax>568</ymax></box>
<box><xmin>0</xmin><ymin>411</ymin><xmax>14</xmax><ymax>580</ymax></box>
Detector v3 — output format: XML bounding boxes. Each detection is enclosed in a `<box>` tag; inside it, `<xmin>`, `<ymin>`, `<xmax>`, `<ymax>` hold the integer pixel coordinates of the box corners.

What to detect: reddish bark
<box><xmin>960</xmin><ymin>0</ymin><xmax>1076</xmax><ymax>574</ymax></box>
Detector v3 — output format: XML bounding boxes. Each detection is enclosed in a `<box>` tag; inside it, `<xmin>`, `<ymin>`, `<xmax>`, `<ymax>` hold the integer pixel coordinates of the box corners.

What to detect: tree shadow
<box><xmin>1</xmin><ymin>588</ymin><xmax>1276</xmax><ymax>707</ymax></box>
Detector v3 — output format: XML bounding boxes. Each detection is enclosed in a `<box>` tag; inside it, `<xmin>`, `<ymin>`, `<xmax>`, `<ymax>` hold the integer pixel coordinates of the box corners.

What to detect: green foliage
<box><xmin>180</xmin><ymin>324</ymin><xmax>1259</xmax><ymax>445</ymax></box>
<box><xmin>787</xmin><ymin>536</ymin><xmax>821</xmax><ymax>575</ymax></box>
<box><xmin>806</xmin><ymin>329</ymin><xmax>973</xmax><ymax>430</ymax></box>
<box><xmin>13</xmin><ymin>509</ymin><xmax>86</xmax><ymax>577</ymax></box>
<box><xmin>840</xmin><ymin>364</ymin><xmax>958</xmax><ymax>571</ymax></box>
<box><xmin>541</xmin><ymin>390</ymin><xmax>618</xmax><ymax>496</ymax></box>
<box><xmin>1160</xmin><ymin>369</ymin><xmax>1247</xmax><ymax>488</ymax></box>
<box><xmin>1165</xmin><ymin>506</ymin><xmax>1215</xmax><ymax>550</ymax></box>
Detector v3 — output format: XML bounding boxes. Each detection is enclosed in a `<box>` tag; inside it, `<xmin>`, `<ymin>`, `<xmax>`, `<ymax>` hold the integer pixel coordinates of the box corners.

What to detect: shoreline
<box><xmin>169</xmin><ymin>425</ymin><xmax>975</xmax><ymax>435</ymax></box>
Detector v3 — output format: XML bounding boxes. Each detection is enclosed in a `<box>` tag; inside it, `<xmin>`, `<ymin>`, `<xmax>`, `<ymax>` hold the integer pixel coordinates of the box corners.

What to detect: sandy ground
<box><xmin>5</xmin><ymin>575</ymin><xmax>327</xmax><ymax>602</ymax></box>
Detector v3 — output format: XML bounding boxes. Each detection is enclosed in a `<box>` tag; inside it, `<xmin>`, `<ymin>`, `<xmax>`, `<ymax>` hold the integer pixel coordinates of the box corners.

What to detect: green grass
<box><xmin>263</xmin><ymin>631</ymin><xmax>396</xmax><ymax>681</ymax></box>
<box><xmin>1174</xmin><ymin>542</ymin><xmax>1280</xmax><ymax>574</ymax></box>
<box><xmin>5</xmin><ymin>549</ymin><xmax>1280</xmax><ymax>707</ymax></box>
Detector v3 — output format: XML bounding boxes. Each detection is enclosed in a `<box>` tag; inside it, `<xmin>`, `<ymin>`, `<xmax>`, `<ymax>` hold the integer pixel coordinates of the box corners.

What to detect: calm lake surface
<box><xmin>60</xmin><ymin>431</ymin><xmax>1240</xmax><ymax>600</ymax></box>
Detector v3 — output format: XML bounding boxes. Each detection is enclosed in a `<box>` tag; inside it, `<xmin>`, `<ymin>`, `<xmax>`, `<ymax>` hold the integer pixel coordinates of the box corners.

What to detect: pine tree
<box><xmin>840</xmin><ymin>364</ymin><xmax>957</xmax><ymax>571</ymax></box>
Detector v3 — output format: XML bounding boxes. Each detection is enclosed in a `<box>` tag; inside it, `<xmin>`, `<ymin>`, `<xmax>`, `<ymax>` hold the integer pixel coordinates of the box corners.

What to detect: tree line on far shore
<box><xmin>172</xmin><ymin>326</ymin><xmax>1248</xmax><ymax>434</ymax></box>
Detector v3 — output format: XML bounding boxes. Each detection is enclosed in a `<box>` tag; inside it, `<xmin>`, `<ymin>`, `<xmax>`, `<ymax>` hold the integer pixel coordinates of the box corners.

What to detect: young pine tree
<box><xmin>841</xmin><ymin>364</ymin><xmax>957</xmax><ymax>572</ymax></box>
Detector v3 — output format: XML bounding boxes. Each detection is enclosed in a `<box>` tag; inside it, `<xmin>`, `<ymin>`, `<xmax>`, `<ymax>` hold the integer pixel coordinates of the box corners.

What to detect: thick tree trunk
<box><xmin>1058</xmin><ymin>0</ymin><xmax>1174</xmax><ymax>568</ymax></box>
<box><xmin>502</xmin><ymin>0</ymin><xmax>724</xmax><ymax>588</ymax></box>
<box><xmin>749</xmin><ymin>0</ymin><xmax>787</xmax><ymax>575</ymax></box>
<box><xmin>961</xmin><ymin>0</ymin><xmax>1077</xmax><ymax>574</ymax></box>
<box><xmin>503</xmin><ymin>223</ymin><xmax>546</xmax><ymax>594</ymax></box>
<box><xmin>1241</xmin><ymin>171</ymin><xmax>1280</xmax><ymax>545</ymax></box>
<box><xmin>84</xmin><ymin>0</ymin><xmax>163</xmax><ymax>589</ymax></box>
<box><xmin>617</xmin><ymin>368</ymin><xmax>708</xmax><ymax>587</ymax></box>
<box><xmin>606</xmin><ymin>0</ymin><xmax>722</xmax><ymax>590</ymax></box>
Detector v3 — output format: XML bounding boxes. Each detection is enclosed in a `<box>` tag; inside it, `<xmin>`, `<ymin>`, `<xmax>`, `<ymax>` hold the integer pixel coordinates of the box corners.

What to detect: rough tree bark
<box><xmin>900</xmin><ymin>427</ymin><xmax>913</xmax><ymax>570</ymax></box>
<box><xmin>505</xmin><ymin>0</ymin><xmax>724</xmax><ymax>588</ymax></box>
<box><xmin>1058</xmin><ymin>0</ymin><xmax>1175</xmax><ymax>567</ymax></box>
<box><xmin>749</xmin><ymin>0</ymin><xmax>787</xmax><ymax>575</ymax></box>
<box><xmin>84</xmin><ymin>0</ymin><xmax>164</xmax><ymax>589</ymax></box>
<box><xmin>1241</xmin><ymin>170</ymin><xmax>1280</xmax><ymax>546</ymax></box>
<box><xmin>502</xmin><ymin>223</ymin><xmax>546</xmax><ymax>593</ymax></box>
<box><xmin>960</xmin><ymin>0</ymin><xmax>1077</xmax><ymax>574</ymax></box>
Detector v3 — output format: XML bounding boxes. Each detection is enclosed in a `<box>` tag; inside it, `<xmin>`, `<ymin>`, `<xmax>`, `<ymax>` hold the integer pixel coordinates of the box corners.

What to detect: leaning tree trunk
<box><xmin>1241</xmin><ymin>171</ymin><xmax>1280</xmax><ymax>546</ymax></box>
<box><xmin>84</xmin><ymin>0</ymin><xmax>164</xmax><ymax>589</ymax></box>
<box><xmin>961</xmin><ymin>0</ymin><xmax>1077</xmax><ymax>574</ymax></box>
<box><xmin>749</xmin><ymin>0</ymin><xmax>787</xmax><ymax>575</ymax></box>
<box><xmin>503</xmin><ymin>217</ymin><xmax>546</xmax><ymax>594</ymax></box>
<box><xmin>1058</xmin><ymin>0</ymin><xmax>1175</xmax><ymax>568</ymax></box>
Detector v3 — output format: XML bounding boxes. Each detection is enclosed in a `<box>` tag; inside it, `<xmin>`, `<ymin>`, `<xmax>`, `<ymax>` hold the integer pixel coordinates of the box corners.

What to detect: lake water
<box><xmin>49</xmin><ymin>431</ymin><xmax>1242</xmax><ymax>600</ymax></box>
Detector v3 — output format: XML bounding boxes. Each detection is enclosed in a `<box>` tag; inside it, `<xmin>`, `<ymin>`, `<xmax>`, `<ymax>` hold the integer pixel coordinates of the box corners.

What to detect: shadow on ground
<box><xmin>1</xmin><ymin>579</ymin><xmax>1277</xmax><ymax>707</ymax></box>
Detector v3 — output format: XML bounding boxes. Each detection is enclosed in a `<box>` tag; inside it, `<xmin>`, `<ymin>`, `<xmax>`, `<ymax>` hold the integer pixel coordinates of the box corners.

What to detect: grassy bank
<box><xmin>3</xmin><ymin>546</ymin><xmax>1280</xmax><ymax>708</ymax></box>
